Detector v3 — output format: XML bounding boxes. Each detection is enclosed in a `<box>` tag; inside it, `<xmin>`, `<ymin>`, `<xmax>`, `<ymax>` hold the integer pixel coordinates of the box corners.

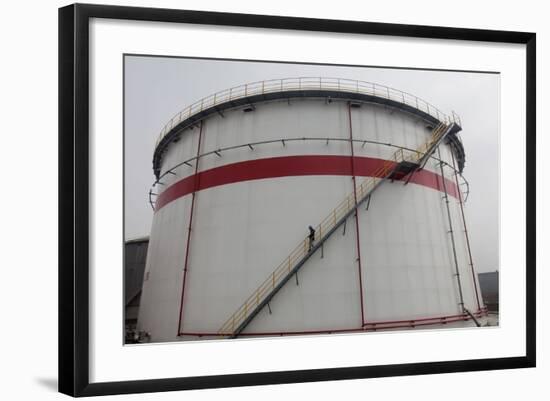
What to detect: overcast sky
<box><xmin>124</xmin><ymin>56</ymin><xmax>499</xmax><ymax>273</ymax></box>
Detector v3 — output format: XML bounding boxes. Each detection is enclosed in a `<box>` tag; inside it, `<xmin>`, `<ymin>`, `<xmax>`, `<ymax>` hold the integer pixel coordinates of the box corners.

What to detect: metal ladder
<box><xmin>218</xmin><ymin>122</ymin><xmax>457</xmax><ymax>338</ymax></box>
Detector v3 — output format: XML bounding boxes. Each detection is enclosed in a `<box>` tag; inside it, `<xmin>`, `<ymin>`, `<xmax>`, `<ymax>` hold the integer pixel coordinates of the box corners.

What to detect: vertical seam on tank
<box><xmin>177</xmin><ymin>121</ymin><xmax>204</xmax><ymax>335</ymax></box>
<box><xmin>348</xmin><ymin>102</ymin><xmax>366</xmax><ymax>326</ymax></box>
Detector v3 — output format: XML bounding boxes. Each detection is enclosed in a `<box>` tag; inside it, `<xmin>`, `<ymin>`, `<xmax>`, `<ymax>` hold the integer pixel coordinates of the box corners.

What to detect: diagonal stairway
<box><xmin>218</xmin><ymin>122</ymin><xmax>458</xmax><ymax>338</ymax></box>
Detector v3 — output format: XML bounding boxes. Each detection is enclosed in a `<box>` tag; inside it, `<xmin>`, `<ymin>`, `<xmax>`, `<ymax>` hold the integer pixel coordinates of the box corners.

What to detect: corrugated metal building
<box><xmin>478</xmin><ymin>271</ymin><xmax>499</xmax><ymax>312</ymax></box>
<box><xmin>124</xmin><ymin>237</ymin><xmax>148</xmax><ymax>342</ymax></box>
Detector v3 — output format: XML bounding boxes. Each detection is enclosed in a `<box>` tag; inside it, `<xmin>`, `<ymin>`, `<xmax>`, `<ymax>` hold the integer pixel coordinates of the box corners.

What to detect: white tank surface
<box><xmin>137</xmin><ymin>78</ymin><xmax>487</xmax><ymax>342</ymax></box>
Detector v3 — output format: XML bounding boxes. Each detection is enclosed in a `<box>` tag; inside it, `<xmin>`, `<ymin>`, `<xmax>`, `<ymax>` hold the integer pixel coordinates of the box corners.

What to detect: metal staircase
<box><xmin>218</xmin><ymin>122</ymin><xmax>458</xmax><ymax>338</ymax></box>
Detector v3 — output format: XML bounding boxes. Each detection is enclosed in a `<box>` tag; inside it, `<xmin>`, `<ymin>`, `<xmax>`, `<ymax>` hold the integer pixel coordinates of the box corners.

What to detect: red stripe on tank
<box><xmin>155</xmin><ymin>155</ymin><xmax>459</xmax><ymax>211</ymax></box>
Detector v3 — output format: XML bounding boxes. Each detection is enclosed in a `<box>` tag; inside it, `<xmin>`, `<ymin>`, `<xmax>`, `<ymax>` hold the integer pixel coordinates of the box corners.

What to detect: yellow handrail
<box><xmin>217</xmin><ymin>122</ymin><xmax>448</xmax><ymax>335</ymax></box>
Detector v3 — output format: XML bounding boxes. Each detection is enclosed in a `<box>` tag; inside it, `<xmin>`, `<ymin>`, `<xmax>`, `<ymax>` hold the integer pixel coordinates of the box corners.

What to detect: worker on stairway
<box><xmin>308</xmin><ymin>225</ymin><xmax>316</xmax><ymax>251</ymax></box>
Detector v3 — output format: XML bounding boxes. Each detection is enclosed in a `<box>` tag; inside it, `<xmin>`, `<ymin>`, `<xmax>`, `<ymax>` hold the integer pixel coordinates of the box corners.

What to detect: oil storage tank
<box><xmin>137</xmin><ymin>77</ymin><xmax>487</xmax><ymax>342</ymax></box>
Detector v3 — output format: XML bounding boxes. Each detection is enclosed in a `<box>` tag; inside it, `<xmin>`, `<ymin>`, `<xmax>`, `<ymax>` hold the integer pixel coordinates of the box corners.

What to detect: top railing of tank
<box><xmin>155</xmin><ymin>77</ymin><xmax>462</xmax><ymax>149</ymax></box>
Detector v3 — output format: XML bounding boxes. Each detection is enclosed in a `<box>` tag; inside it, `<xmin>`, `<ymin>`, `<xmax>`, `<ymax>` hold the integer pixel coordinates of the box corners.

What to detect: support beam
<box><xmin>451</xmin><ymin>151</ymin><xmax>482</xmax><ymax>311</ymax></box>
<box><xmin>177</xmin><ymin>120</ymin><xmax>204</xmax><ymax>335</ymax></box>
<box><xmin>437</xmin><ymin>147</ymin><xmax>465</xmax><ymax>312</ymax></box>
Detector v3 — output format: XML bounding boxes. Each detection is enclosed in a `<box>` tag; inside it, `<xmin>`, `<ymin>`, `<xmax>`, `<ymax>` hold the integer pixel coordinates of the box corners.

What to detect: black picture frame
<box><xmin>59</xmin><ymin>3</ymin><xmax>536</xmax><ymax>397</ymax></box>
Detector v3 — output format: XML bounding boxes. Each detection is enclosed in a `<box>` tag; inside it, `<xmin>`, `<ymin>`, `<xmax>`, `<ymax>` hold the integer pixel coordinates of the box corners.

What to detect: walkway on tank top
<box><xmin>154</xmin><ymin>155</ymin><xmax>460</xmax><ymax>211</ymax></box>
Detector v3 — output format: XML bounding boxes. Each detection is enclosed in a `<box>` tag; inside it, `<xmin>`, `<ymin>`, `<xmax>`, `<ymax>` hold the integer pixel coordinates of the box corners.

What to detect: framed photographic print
<box><xmin>58</xmin><ymin>3</ymin><xmax>536</xmax><ymax>397</ymax></box>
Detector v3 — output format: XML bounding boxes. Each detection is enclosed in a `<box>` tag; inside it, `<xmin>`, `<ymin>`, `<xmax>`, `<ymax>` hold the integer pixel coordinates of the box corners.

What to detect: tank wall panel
<box><xmin>137</xmin><ymin>194</ymin><xmax>192</xmax><ymax>341</ymax></box>
<box><xmin>359</xmin><ymin>180</ymin><xmax>461</xmax><ymax>322</ymax></box>
<box><xmin>180</xmin><ymin>175</ymin><xmax>355</xmax><ymax>332</ymax></box>
<box><xmin>245</xmin><ymin>222</ymin><xmax>362</xmax><ymax>332</ymax></box>
<box><xmin>156</xmin><ymin>126</ymin><xmax>202</xmax><ymax>195</ymax></box>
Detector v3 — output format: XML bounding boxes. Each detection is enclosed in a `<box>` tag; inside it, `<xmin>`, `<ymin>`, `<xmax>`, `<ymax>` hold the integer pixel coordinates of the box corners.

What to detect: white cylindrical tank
<box><xmin>138</xmin><ymin>78</ymin><xmax>486</xmax><ymax>342</ymax></box>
